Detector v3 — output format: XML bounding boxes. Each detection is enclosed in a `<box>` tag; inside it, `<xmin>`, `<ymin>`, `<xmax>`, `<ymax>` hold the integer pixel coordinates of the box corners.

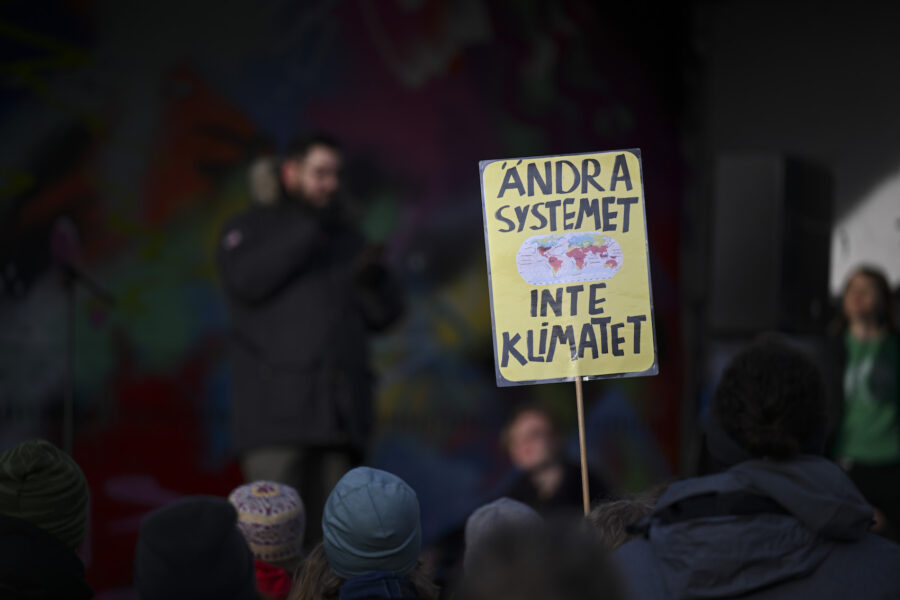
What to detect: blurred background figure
<box><xmin>457</xmin><ymin>522</ymin><xmax>623</xmax><ymax>600</ymax></box>
<box><xmin>134</xmin><ymin>496</ymin><xmax>257</xmax><ymax>600</ymax></box>
<box><xmin>0</xmin><ymin>439</ymin><xmax>92</xmax><ymax>599</ymax></box>
<box><xmin>828</xmin><ymin>266</ymin><xmax>900</xmax><ymax>540</ymax></box>
<box><xmin>229</xmin><ymin>481</ymin><xmax>306</xmax><ymax>600</ymax></box>
<box><xmin>502</xmin><ymin>405</ymin><xmax>607</xmax><ymax>515</ymax></box>
<box><xmin>217</xmin><ymin>134</ymin><xmax>403</xmax><ymax>548</ymax></box>
<box><xmin>463</xmin><ymin>497</ymin><xmax>541</xmax><ymax>573</ymax></box>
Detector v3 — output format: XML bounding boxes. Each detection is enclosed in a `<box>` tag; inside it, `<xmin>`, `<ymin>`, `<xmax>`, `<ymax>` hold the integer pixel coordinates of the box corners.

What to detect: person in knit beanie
<box><xmin>134</xmin><ymin>496</ymin><xmax>257</xmax><ymax>600</ymax></box>
<box><xmin>457</xmin><ymin>522</ymin><xmax>623</xmax><ymax>600</ymax></box>
<box><xmin>229</xmin><ymin>481</ymin><xmax>305</xmax><ymax>600</ymax></box>
<box><xmin>0</xmin><ymin>438</ymin><xmax>90</xmax><ymax>550</ymax></box>
<box><xmin>0</xmin><ymin>439</ymin><xmax>93</xmax><ymax>599</ymax></box>
<box><xmin>463</xmin><ymin>497</ymin><xmax>541</xmax><ymax>572</ymax></box>
<box><xmin>294</xmin><ymin>467</ymin><xmax>436</xmax><ymax>600</ymax></box>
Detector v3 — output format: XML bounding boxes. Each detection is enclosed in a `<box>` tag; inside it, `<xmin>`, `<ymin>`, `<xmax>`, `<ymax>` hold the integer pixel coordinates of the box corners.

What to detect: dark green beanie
<box><xmin>0</xmin><ymin>439</ymin><xmax>89</xmax><ymax>550</ymax></box>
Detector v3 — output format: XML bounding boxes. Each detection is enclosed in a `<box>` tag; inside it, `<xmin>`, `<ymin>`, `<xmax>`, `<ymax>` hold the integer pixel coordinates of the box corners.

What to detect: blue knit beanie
<box><xmin>322</xmin><ymin>467</ymin><xmax>421</xmax><ymax>578</ymax></box>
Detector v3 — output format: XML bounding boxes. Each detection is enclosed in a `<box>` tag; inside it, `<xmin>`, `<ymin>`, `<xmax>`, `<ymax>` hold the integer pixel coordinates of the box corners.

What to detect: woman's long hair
<box><xmin>289</xmin><ymin>543</ymin><xmax>438</xmax><ymax>600</ymax></box>
<box><xmin>290</xmin><ymin>543</ymin><xmax>341</xmax><ymax>600</ymax></box>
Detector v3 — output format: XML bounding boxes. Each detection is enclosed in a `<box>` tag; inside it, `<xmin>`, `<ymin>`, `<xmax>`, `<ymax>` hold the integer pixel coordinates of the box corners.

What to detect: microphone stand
<box><xmin>60</xmin><ymin>262</ymin><xmax>114</xmax><ymax>455</ymax></box>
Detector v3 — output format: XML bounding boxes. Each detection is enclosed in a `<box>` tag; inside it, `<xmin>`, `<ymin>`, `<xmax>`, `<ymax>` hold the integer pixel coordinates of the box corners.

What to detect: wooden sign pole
<box><xmin>575</xmin><ymin>375</ymin><xmax>590</xmax><ymax>516</ymax></box>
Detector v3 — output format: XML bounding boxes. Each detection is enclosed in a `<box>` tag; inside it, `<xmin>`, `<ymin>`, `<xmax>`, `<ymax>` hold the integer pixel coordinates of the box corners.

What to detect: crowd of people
<box><xmin>3</xmin><ymin>327</ymin><xmax>900</xmax><ymax>598</ymax></box>
<box><xmin>2</xmin><ymin>137</ymin><xmax>897</xmax><ymax>597</ymax></box>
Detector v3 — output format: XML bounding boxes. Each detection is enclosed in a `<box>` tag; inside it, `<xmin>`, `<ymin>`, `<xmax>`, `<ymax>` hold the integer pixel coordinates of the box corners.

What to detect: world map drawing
<box><xmin>515</xmin><ymin>232</ymin><xmax>623</xmax><ymax>285</ymax></box>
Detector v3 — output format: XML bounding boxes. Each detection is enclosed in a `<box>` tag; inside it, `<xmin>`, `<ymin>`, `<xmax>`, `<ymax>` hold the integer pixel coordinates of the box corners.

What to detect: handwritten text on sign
<box><xmin>479</xmin><ymin>149</ymin><xmax>657</xmax><ymax>385</ymax></box>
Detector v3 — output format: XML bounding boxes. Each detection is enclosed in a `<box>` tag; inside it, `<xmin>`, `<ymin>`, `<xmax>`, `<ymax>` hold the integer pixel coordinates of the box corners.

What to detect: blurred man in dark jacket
<box><xmin>218</xmin><ymin>134</ymin><xmax>403</xmax><ymax>546</ymax></box>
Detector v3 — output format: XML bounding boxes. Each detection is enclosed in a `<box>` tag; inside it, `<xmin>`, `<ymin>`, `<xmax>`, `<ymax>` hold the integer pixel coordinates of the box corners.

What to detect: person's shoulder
<box><xmin>613</xmin><ymin>537</ymin><xmax>662</xmax><ymax>599</ymax></box>
<box><xmin>818</xmin><ymin>533</ymin><xmax>900</xmax><ymax>592</ymax></box>
<box><xmin>850</xmin><ymin>532</ymin><xmax>900</xmax><ymax>561</ymax></box>
<box><xmin>792</xmin><ymin>534</ymin><xmax>900</xmax><ymax>598</ymax></box>
<box><xmin>613</xmin><ymin>536</ymin><xmax>650</xmax><ymax>561</ymax></box>
<box><xmin>613</xmin><ymin>535</ymin><xmax>659</xmax><ymax>577</ymax></box>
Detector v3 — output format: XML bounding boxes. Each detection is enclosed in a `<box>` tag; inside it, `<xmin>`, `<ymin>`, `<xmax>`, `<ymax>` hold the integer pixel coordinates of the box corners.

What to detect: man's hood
<box><xmin>641</xmin><ymin>456</ymin><xmax>873</xmax><ymax>599</ymax></box>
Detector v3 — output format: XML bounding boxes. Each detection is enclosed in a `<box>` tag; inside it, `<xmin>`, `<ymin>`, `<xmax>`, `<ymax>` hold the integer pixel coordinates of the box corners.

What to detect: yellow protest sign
<box><xmin>479</xmin><ymin>149</ymin><xmax>657</xmax><ymax>386</ymax></box>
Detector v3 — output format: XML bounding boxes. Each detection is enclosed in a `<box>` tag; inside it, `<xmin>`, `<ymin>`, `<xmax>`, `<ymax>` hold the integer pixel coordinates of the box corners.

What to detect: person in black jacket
<box><xmin>218</xmin><ymin>134</ymin><xmax>403</xmax><ymax>547</ymax></box>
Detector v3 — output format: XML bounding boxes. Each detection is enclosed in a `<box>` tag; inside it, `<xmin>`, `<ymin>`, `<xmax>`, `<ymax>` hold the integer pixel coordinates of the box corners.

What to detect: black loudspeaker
<box><xmin>708</xmin><ymin>156</ymin><xmax>833</xmax><ymax>335</ymax></box>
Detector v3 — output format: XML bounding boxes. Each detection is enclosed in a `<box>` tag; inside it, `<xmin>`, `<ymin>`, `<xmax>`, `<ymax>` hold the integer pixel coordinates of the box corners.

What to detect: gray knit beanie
<box><xmin>322</xmin><ymin>467</ymin><xmax>421</xmax><ymax>578</ymax></box>
<box><xmin>464</xmin><ymin>497</ymin><xmax>541</xmax><ymax>571</ymax></box>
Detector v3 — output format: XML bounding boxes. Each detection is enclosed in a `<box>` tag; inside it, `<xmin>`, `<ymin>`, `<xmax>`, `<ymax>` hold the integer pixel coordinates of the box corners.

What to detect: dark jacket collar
<box><xmin>339</xmin><ymin>571</ymin><xmax>421</xmax><ymax>600</ymax></box>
